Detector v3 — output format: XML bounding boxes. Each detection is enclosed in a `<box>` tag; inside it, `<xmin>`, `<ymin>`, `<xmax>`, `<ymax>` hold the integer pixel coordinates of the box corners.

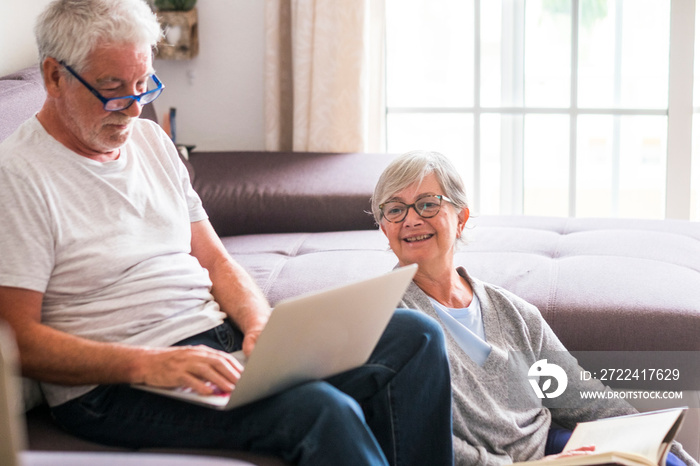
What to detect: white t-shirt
<box><xmin>0</xmin><ymin>117</ymin><xmax>226</xmax><ymax>406</ymax></box>
<box><xmin>430</xmin><ymin>294</ymin><xmax>492</xmax><ymax>367</ymax></box>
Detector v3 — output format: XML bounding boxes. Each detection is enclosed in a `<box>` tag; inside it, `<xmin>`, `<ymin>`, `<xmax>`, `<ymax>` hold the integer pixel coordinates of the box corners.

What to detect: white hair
<box><xmin>371</xmin><ymin>150</ymin><xmax>471</xmax><ymax>225</ymax></box>
<box><xmin>35</xmin><ymin>0</ymin><xmax>162</xmax><ymax>74</ymax></box>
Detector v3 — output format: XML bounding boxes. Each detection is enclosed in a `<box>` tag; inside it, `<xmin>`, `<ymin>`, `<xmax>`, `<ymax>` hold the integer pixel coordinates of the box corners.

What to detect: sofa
<box><xmin>2</xmin><ymin>65</ymin><xmax>699</xmax><ymax>463</ymax></box>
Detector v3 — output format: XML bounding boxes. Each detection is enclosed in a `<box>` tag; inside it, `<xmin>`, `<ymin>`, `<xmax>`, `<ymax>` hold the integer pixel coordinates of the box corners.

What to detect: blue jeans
<box><xmin>51</xmin><ymin>309</ymin><xmax>454</xmax><ymax>465</ymax></box>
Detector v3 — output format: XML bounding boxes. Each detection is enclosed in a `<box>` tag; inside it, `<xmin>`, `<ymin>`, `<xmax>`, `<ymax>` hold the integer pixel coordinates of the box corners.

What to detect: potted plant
<box><xmin>153</xmin><ymin>0</ymin><xmax>196</xmax><ymax>11</ymax></box>
<box><xmin>153</xmin><ymin>0</ymin><xmax>198</xmax><ymax>59</ymax></box>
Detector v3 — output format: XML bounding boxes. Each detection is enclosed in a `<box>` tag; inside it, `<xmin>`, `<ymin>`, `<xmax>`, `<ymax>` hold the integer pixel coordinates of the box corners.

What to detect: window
<box><xmin>386</xmin><ymin>0</ymin><xmax>699</xmax><ymax>220</ymax></box>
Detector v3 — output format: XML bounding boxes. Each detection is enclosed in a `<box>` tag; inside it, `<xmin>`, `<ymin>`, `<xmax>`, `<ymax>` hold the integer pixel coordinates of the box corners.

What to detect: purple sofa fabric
<box><xmin>200</xmin><ymin>192</ymin><xmax>700</xmax><ymax>354</ymax></box>
<box><xmin>20</xmin><ymin>451</ymin><xmax>259</xmax><ymax>466</ymax></box>
<box><xmin>0</xmin><ymin>66</ymin><xmax>47</xmax><ymax>142</ymax></box>
<box><xmin>190</xmin><ymin>151</ymin><xmax>394</xmax><ymax>236</ymax></box>
<box><xmin>461</xmin><ymin>216</ymin><xmax>700</xmax><ymax>352</ymax></box>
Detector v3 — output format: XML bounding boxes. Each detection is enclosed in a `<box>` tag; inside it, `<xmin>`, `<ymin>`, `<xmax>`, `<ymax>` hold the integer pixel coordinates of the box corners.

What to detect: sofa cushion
<box><xmin>26</xmin><ymin>405</ymin><xmax>287</xmax><ymax>465</ymax></box>
<box><xmin>462</xmin><ymin>216</ymin><xmax>700</xmax><ymax>352</ymax></box>
<box><xmin>190</xmin><ymin>151</ymin><xmax>395</xmax><ymax>236</ymax></box>
<box><xmin>0</xmin><ymin>66</ymin><xmax>46</xmax><ymax>142</ymax></box>
<box><xmin>20</xmin><ymin>451</ymin><xmax>260</xmax><ymax>466</ymax></box>
<box><xmin>221</xmin><ymin>216</ymin><xmax>700</xmax><ymax>353</ymax></box>
<box><xmin>221</xmin><ymin>230</ymin><xmax>397</xmax><ymax>303</ymax></box>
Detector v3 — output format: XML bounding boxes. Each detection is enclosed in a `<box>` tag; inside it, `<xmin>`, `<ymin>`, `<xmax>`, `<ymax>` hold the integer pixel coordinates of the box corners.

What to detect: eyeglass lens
<box><xmin>382</xmin><ymin>196</ymin><xmax>443</xmax><ymax>222</ymax></box>
<box><xmin>104</xmin><ymin>76</ymin><xmax>163</xmax><ymax>111</ymax></box>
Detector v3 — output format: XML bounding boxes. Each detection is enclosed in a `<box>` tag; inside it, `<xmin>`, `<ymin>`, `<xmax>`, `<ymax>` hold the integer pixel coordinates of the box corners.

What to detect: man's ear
<box><xmin>42</xmin><ymin>57</ymin><xmax>64</xmax><ymax>98</ymax></box>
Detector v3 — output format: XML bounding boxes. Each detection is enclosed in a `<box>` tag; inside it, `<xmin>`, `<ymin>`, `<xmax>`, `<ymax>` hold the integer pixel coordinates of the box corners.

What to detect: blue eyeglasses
<box><xmin>60</xmin><ymin>61</ymin><xmax>164</xmax><ymax>112</ymax></box>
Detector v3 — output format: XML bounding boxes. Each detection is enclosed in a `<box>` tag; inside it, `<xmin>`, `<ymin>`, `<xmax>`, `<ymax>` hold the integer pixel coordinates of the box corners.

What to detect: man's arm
<box><xmin>190</xmin><ymin>219</ymin><xmax>271</xmax><ymax>356</ymax></box>
<box><xmin>0</xmin><ymin>286</ymin><xmax>242</xmax><ymax>395</ymax></box>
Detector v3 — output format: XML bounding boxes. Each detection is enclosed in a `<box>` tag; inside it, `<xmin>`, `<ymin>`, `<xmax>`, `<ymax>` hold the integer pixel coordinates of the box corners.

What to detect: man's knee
<box><xmin>388</xmin><ymin>308</ymin><xmax>446</xmax><ymax>347</ymax></box>
<box><xmin>281</xmin><ymin>381</ymin><xmax>366</xmax><ymax>426</ymax></box>
<box><xmin>366</xmin><ymin>308</ymin><xmax>448</xmax><ymax>376</ymax></box>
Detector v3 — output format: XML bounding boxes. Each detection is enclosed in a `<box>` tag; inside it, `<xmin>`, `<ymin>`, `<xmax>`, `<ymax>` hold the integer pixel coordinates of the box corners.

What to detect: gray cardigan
<box><xmin>400</xmin><ymin>267</ymin><xmax>696</xmax><ymax>465</ymax></box>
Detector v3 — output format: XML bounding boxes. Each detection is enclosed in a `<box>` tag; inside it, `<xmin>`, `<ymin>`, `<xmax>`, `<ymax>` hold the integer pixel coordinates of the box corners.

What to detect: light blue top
<box><xmin>430</xmin><ymin>294</ymin><xmax>492</xmax><ymax>366</ymax></box>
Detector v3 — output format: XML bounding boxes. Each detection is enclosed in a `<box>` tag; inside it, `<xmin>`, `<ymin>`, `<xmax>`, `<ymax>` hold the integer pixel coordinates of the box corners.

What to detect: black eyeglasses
<box><xmin>379</xmin><ymin>195</ymin><xmax>454</xmax><ymax>223</ymax></box>
<box><xmin>60</xmin><ymin>61</ymin><xmax>164</xmax><ymax>112</ymax></box>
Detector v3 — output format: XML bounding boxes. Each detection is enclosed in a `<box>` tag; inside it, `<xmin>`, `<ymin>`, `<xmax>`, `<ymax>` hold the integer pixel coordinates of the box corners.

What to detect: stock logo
<box><xmin>528</xmin><ymin>359</ymin><xmax>568</xmax><ymax>399</ymax></box>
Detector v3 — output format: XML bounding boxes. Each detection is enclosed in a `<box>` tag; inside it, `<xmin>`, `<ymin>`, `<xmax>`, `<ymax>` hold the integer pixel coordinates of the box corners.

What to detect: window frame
<box><xmin>385</xmin><ymin>0</ymin><xmax>697</xmax><ymax>220</ymax></box>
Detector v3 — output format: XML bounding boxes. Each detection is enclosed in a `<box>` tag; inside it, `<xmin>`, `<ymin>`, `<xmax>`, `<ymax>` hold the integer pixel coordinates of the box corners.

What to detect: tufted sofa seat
<box><xmin>216</xmin><ymin>215</ymin><xmax>700</xmax><ymax>353</ymax></box>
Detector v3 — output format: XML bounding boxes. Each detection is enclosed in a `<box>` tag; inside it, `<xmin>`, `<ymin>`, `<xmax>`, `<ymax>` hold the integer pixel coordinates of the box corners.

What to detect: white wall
<box><xmin>0</xmin><ymin>0</ymin><xmax>266</xmax><ymax>151</ymax></box>
<box><xmin>153</xmin><ymin>1</ymin><xmax>265</xmax><ymax>151</ymax></box>
<box><xmin>0</xmin><ymin>0</ymin><xmax>52</xmax><ymax>74</ymax></box>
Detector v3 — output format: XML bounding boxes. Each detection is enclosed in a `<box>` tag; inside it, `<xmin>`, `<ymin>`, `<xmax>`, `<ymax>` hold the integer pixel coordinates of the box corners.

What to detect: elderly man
<box><xmin>0</xmin><ymin>1</ymin><xmax>453</xmax><ymax>464</ymax></box>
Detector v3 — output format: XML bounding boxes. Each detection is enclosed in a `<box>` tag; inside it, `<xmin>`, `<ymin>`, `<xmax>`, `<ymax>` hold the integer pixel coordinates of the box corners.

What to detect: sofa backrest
<box><xmin>188</xmin><ymin>151</ymin><xmax>394</xmax><ymax>236</ymax></box>
<box><xmin>0</xmin><ymin>66</ymin><xmax>47</xmax><ymax>143</ymax></box>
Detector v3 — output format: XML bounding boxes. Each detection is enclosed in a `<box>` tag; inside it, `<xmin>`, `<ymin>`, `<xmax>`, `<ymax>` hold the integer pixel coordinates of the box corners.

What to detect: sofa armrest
<box><xmin>188</xmin><ymin>151</ymin><xmax>396</xmax><ymax>236</ymax></box>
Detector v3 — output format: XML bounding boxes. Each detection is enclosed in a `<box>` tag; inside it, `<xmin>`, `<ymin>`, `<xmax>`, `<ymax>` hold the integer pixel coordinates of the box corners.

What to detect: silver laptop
<box><xmin>134</xmin><ymin>264</ymin><xmax>418</xmax><ymax>410</ymax></box>
<box><xmin>0</xmin><ymin>322</ymin><xmax>26</xmax><ymax>466</ymax></box>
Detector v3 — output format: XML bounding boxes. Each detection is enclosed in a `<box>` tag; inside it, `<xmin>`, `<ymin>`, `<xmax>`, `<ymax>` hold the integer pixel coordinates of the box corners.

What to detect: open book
<box><xmin>513</xmin><ymin>408</ymin><xmax>687</xmax><ymax>466</ymax></box>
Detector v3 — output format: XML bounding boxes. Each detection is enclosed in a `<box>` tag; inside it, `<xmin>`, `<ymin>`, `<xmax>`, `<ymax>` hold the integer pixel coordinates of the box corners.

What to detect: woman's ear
<box><xmin>379</xmin><ymin>221</ymin><xmax>388</xmax><ymax>237</ymax></box>
<box><xmin>457</xmin><ymin>207</ymin><xmax>470</xmax><ymax>235</ymax></box>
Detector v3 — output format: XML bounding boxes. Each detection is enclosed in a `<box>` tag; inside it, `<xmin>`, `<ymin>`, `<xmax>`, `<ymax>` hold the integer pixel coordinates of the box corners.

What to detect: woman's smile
<box><xmin>403</xmin><ymin>233</ymin><xmax>434</xmax><ymax>243</ymax></box>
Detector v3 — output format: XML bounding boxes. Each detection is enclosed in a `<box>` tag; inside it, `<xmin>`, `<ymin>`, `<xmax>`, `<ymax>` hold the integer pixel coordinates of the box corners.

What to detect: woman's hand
<box><xmin>543</xmin><ymin>445</ymin><xmax>596</xmax><ymax>461</ymax></box>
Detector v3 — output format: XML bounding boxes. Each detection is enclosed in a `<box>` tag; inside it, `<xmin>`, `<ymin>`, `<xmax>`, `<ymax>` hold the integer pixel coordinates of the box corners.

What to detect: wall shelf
<box><xmin>156</xmin><ymin>8</ymin><xmax>199</xmax><ymax>60</ymax></box>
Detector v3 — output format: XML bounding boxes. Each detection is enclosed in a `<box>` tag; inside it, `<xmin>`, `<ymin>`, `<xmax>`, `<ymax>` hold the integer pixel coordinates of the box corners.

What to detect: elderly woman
<box><xmin>371</xmin><ymin>150</ymin><xmax>696</xmax><ymax>466</ymax></box>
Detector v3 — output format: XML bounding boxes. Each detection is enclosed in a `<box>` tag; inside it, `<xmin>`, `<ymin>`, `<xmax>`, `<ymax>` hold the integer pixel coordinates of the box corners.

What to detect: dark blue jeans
<box><xmin>51</xmin><ymin>309</ymin><xmax>454</xmax><ymax>465</ymax></box>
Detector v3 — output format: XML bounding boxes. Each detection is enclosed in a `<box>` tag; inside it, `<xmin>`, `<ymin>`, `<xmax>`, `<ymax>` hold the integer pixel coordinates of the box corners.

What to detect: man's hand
<box><xmin>137</xmin><ymin>344</ymin><xmax>244</xmax><ymax>395</ymax></box>
<box><xmin>241</xmin><ymin>325</ymin><xmax>265</xmax><ymax>357</ymax></box>
<box><xmin>0</xmin><ymin>284</ymin><xmax>244</xmax><ymax>394</ymax></box>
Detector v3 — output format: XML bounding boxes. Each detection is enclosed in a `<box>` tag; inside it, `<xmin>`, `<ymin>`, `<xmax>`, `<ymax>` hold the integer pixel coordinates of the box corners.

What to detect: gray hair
<box><xmin>35</xmin><ymin>0</ymin><xmax>162</xmax><ymax>74</ymax></box>
<box><xmin>371</xmin><ymin>150</ymin><xmax>470</xmax><ymax>225</ymax></box>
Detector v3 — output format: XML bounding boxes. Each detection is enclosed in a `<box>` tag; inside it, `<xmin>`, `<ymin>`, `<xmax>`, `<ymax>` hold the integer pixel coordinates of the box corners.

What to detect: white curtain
<box><xmin>265</xmin><ymin>0</ymin><xmax>385</xmax><ymax>153</ymax></box>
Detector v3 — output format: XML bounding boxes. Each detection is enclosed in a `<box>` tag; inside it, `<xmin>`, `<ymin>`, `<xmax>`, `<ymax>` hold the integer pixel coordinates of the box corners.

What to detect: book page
<box><xmin>512</xmin><ymin>450</ymin><xmax>655</xmax><ymax>465</ymax></box>
<box><xmin>563</xmin><ymin>409</ymin><xmax>684</xmax><ymax>463</ymax></box>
